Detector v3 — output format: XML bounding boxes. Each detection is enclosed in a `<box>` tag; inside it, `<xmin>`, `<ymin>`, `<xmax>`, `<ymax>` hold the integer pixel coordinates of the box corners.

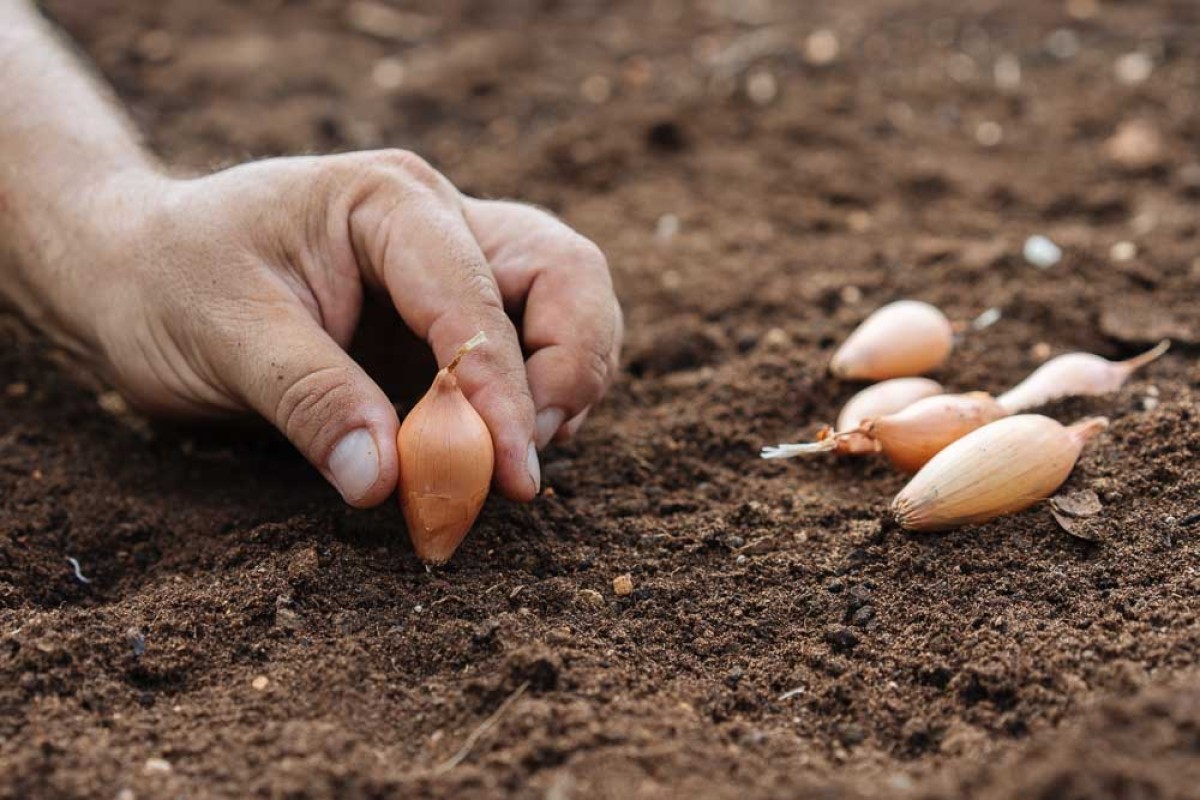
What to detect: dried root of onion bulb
<box><xmin>892</xmin><ymin>415</ymin><xmax>1109</xmax><ymax>531</ymax></box>
<box><xmin>829</xmin><ymin>300</ymin><xmax>955</xmax><ymax>381</ymax></box>
<box><xmin>397</xmin><ymin>332</ymin><xmax>494</xmax><ymax>565</ymax></box>
<box><xmin>763</xmin><ymin>391</ymin><xmax>1006</xmax><ymax>474</ymax></box>
<box><xmin>998</xmin><ymin>340</ymin><xmax>1170</xmax><ymax>413</ymax></box>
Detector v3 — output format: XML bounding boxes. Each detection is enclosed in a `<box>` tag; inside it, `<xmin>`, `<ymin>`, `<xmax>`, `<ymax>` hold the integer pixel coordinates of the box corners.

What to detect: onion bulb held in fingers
<box><xmin>892</xmin><ymin>415</ymin><xmax>1109</xmax><ymax>531</ymax></box>
<box><xmin>829</xmin><ymin>300</ymin><xmax>955</xmax><ymax>380</ymax></box>
<box><xmin>998</xmin><ymin>340</ymin><xmax>1170</xmax><ymax>413</ymax></box>
<box><xmin>763</xmin><ymin>391</ymin><xmax>1006</xmax><ymax>474</ymax></box>
<box><xmin>397</xmin><ymin>332</ymin><xmax>494</xmax><ymax>565</ymax></box>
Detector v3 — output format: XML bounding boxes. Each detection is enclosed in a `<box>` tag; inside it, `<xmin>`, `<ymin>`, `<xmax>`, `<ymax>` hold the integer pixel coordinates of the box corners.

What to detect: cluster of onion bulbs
<box><xmin>762</xmin><ymin>300</ymin><xmax>1169</xmax><ymax>531</ymax></box>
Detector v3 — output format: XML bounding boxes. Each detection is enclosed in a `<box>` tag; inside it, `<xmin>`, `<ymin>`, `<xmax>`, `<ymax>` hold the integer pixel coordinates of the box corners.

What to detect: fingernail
<box><xmin>535</xmin><ymin>407</ymin><xmax>566</xmax><ymax>450</ymax></box>
<box><xmin>526</xmin><ymin>441</ymin><xmax>541</xmax><ymax>495</ymax></box>
<box><xmin>328</xmin><ymin>429</ymin><xmax>380</xmax><ymax>503</ymax></box>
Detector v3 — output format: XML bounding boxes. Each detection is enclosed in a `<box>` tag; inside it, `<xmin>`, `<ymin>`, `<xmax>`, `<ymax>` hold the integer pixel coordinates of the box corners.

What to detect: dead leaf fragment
<box><xmin>1049</xmin><ymin>490</ymin><xmax>1103</xmax><ymax>541</ymax></box>
<box><xmin>1050</xmin><ymin>490</ymin><xmax>1103</xmax><ymax>518</ymax></box>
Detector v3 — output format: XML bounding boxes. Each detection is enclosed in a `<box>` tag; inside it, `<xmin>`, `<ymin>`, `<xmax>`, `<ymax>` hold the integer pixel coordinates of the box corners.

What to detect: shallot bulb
<box><xmin>832</xmin><ymin>378</ymin><xmax>945</xmax><ymax>454</ymax></box>
<box><xmin>397</xmin><ymin>332</ymin><xmax>494</xmax><ymax>565</ymax></box>
<box><xmin>998</xmin><ymin>340</ymin><xmax>1170</xmax><ymax>413</ymax></box>
<box><xmin>892</xmin><ymin>415</ymin><xmax>1109</xmax><ymax>531</ymax></box>
<box><xmin>763</xmin><ymin>391</ymin><xmax>1007</xmax><ymax>474</ymax></box>
<box><xmin>829</xmin><ymin>300</ymin><xmax>955</xmax><ymax>381</ymax></box>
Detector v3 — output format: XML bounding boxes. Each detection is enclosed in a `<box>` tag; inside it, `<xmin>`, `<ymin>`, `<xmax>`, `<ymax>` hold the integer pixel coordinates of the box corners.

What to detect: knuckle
<box><xmin>372</xmin><ymin>148</ymin><xmax>448</xmax><ymax>193</ymax></box>
<box><xmin>564</xmin><ymin>236</ymin><xmax>610</xmax><ymax>277</ymax></box>
<box><xmin>274</xmin><ymin>365</ymin><xmax>359</xmax><ymax>452</ymax></box>
<box><xmin>571</xmin><ymin>342</ymin><xmax>612</xmax><ymax>398</ymax></box>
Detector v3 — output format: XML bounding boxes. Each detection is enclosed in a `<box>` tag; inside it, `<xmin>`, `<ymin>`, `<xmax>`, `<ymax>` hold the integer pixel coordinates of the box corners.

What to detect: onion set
<box><xmin>998</xmin><ymin>340</ymin><xmax>1170</xmax><ymax>413</ymax></box>
<box><xmin>760</xmin><ymin>297</ymin><xmax>1168</xmax><ymax>532</ymax></box>
<box><xmin>397</xmin><ymin>332</ymin><xmax>494</xmax><ymax>565</ymax></box>
<box><xmin>829</xmin><ymin>300</ymin><xmax>955</xmax><ymax>380</ymax></box>
<box><xmin>892</xmin><ymin>415</ymin><xmax>1109</xmax><ymax>531</ymax></box>
<box><xmin>763</xmin><ymin>391</ymin><xmax>1006</xmax><ymax>474</ymax></box>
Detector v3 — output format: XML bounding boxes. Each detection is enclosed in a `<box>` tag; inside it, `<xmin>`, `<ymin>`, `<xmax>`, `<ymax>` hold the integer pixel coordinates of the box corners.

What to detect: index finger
<box><xmin>349</xmin><ymin>161</ymin><xmax>540</xmax><ymax>501</ymax></box>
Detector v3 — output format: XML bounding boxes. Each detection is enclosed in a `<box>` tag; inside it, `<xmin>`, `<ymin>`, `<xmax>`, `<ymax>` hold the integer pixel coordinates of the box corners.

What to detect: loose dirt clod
<box><xmin>612</xmin><ymin>574</ymin><xmax>634</xmax><ymax>597</ymax></box>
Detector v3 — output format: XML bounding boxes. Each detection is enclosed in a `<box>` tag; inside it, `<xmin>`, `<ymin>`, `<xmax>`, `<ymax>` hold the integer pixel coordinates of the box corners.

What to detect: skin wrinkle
<box><xmin>274</xmin><ymin>364</ymin><xmax>355</xmax><ymax>446</ymax></box>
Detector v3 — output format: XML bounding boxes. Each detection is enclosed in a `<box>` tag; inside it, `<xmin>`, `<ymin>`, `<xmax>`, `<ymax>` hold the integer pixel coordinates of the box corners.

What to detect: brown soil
<box><xmin>4</xmin><ymin>1</ymin><xmax>1200</xmax><ymax>798</ymax></box>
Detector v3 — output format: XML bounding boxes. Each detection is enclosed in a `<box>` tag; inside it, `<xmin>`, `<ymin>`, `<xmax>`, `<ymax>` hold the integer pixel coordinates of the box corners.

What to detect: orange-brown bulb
<box><xmin>397</xmin><ymin>334</ymin><xmax>494</xmax><ymax>565</ymax></box>
<box><xmin>867</xmin><ymin>392</ymin><xmax>1007</xmax><ymax>473</ymax></box>
<box><xmin>763</xmin><ymin>391</ymin><xmax>1005</xmax><ymax>473</ymax></box>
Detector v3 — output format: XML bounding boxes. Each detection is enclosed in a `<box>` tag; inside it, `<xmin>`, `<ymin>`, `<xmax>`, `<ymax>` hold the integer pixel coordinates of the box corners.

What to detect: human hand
<box><xmin>46</xmin><ymin>150</ymin><xmax>621</xmax><ymax>506</ymax></box>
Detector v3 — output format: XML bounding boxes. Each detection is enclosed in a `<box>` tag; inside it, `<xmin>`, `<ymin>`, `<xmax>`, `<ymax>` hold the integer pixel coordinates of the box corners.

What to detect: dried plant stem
<box><xmin>433</xmin><ymin>680</ymin><xmax>529</xmax><ymax>774</ymax></box>
<box><xmin>446</xmin><ymin>331</ymin><xmax>488</xmax><ymax>374</ymax></box>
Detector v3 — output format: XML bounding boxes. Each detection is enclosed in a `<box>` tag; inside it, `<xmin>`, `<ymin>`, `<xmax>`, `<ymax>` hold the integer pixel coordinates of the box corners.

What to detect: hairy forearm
<box><xmin>0</xmin><ymin>0</ymin><xmax>160</xmax><ymax>351</ymax></box>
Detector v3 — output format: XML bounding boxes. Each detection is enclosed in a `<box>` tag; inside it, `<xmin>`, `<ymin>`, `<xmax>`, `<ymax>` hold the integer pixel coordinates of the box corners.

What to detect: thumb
<box><xmin>218</xmin><ymin>305</ymin><xmax>400</xmax><ymax>507</ymax></box>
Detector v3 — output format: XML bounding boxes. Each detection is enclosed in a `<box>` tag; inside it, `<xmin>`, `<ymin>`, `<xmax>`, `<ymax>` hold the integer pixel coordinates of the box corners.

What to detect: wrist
<box><xmin>1</xmin><ymin>163</ymin><xmax>172</xmax><ymax>357</ymax></box>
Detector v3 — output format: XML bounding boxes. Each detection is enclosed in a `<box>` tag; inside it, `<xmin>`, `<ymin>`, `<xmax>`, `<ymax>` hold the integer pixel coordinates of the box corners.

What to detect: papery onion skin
<box><xmin>892</xmin><ymin>415</ymin><xmax>1108</xmax><ymax>532</ymax></box>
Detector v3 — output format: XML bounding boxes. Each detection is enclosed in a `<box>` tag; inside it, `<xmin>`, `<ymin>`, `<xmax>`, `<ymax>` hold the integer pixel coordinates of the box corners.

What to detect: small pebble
<box><xmin>804</xmin><ymin>29</ymin><xmax>840</xmax><ymax>66</ymax></box>
<box><xmin>746</xmin><ymin>70</ymin><xmax>778</xmax><ymax>105</ymax></box>
<box><xmin>972</xmin><ymin>307</ymin><xmax>1002</xmax><ymax>330</ymax></box>
<box><xmin>1045</xmin><ymin>29</ymin><xmax>1080</xmax><ymax>60</ymax></box>
<box><xmin>655</xmin><ymin>213</ymin><xmax>680</xmax><ymax>243</ymax></box>
<box><xmin>1023</xmin><ymin>235</ymin><xmax>1062</xmax><ymax>268</ymax></box>
<box><xmin>846</xmin><ymin>210</ymin><xmax>872</xmax><ymax>232</ymax></box>
<box><xmin>612</xmin><ymin>574</ymin><xmax>634</xmax><ymax>597</ymax></box>
<box><xmin>370</xmin><ymin>57</ymin><xmax>405</xmax><ymax>91</ymax></box>
<box><xmin>97</xmin><ymin>391</ymin><xmax>129</xmax><ymax>416</ymax></box>
<box><xmin>1104</xmin><ymin>119</ymin><xmax>1163</xmax><ymax>170</ymax></box>
<box><xmin>143</xmin><ymin>758</ymin><xmax>172</xmax><ymax>775</ymax></box>
<box><xmin>735</xmin><ymin>554</ymin><xmax>748</xmax><ymax>566</ymax></box>
<box><xmin>251</xmin><ymin>675</ymin><xmax>269</xmax><ymax>691</ymax></box>
<box><xmin>580</xmin><ymin>74</ymin><xmax>612</xmax><ymax>104</ymax></box>
<box><xmin>1115</xmin><ymin>52</ymin><xmax>1153</xmax><ymax>86</ymax></box>
<box><xmin>1032</xmin><ymin>341</ymin><xmax>1052</xmax><ymax>361</ymax></box>
<box><xmin>578</xmin><ymin>588</ymin><xmax>605</xmax><ymax>607</ymax></box>
<box><xmin>993</xmin><ymin>54</ymin><xmax>1021</xmax><ymax>91</ymax></box>
<box><xmin>761</xmin><ymin>327</ymin><xmax>790</xmax><ymax>349</ymax></box>
<box><xmin>840</xmin><ymin>285</ymin><xmax>863</xmax><ymax>305</ymax></box>
<box><xmin>1110</xmin><ymin>241</ymin><xmax>1137</xmax><ymax>262</ymax></box>
<box><xmin>975</xmin><ymin>121</ymin><xmax>1003</xmax><ymax>147</ymax></box>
